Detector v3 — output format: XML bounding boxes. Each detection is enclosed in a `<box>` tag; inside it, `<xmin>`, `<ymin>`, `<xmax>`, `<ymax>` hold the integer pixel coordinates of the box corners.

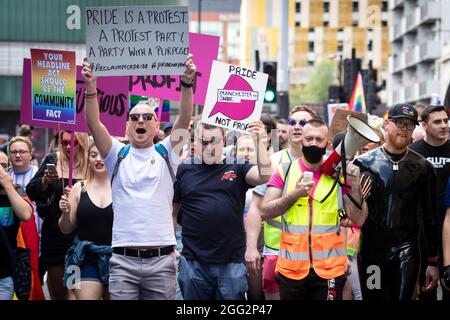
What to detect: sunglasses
<box><xmin>288</xmin><ymin>118</ymin><xmax>308</xmax><ymax>127</ymax></box>
<box><xmin>61</xmin><ymin>140</ymin><xmax>79</xmax><ymax>147</ymax></box>
<box><xmin>129</xmin><ymin>113</ymin><xmax>155</xmax><ymax>122</ymax></box>
<box><xmin>199</xmin><ymin>137</ymin><xmax>222</xmax><ymax>146</ymax></box>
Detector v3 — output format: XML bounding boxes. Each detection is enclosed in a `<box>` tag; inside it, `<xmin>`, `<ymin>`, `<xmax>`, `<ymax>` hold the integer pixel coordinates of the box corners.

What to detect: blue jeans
<box><xmin>0</xmin><ymin>276</ymin><xmax>14</xmax><ymax>300</ymax></box>
<box><xmin>178</xmin><ymin>255</ymin><xmax>248</xmax><ymax>300</ymax></box>
<box><xmin>175</xmin><ymin>224</ymin><xmax>183</xmax><ymax>300</ymax></box>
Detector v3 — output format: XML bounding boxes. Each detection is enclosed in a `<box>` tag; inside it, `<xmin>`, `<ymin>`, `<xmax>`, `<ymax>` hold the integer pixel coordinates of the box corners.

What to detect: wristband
<box><xmin>85</xmin><ymin>90</ymin><xmax>97</xmax><ymax>97</ymax></box>
<box><xmin>180</xmin><ymin>79</ymin><xmax>193</xmax><ymax>88</ymax></box>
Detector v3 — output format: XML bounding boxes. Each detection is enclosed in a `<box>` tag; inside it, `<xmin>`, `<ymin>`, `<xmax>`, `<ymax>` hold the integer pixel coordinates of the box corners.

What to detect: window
<box><xmin>382</xmin><ymin>20</ymin><xmax>388</xmax><ymax>27</ymax></box>
<box><xmin>309</xmin><ymin>27</ymin><xmax>314</xmax><ymax>32</ymax></box>
<box><xmin>382</xmin><ymin>1</ymin><xmax>388</xmax><ymax>12</ymax></box>
<box><xmin>323</xmin><ymin>20</ymin><xmax>329</xmax><ymax>26</ymax></box>
<box><xmin>295</xmin><ymin>21</ymin><xmax>300</xmax><ymax>27</ymax></box>
<box><xmin>295</xmin><ymin>1</ymin><xmax>301</xmax><ymax>13</ymax></box>
<box><xmin>368</xmin><ymin>40</ymin><xmax>373</xmax><ymax>51</ymax></box>
<box><xmin>352</xmin><ymin>20</ymin><xmax>358</xmax><ymax>26</ymax></box>
<box><xmin>338</xmin><ymin>41</ymin><xmax>343</xmax><ymax>52</ymax></box>
<box><xmin>308</xmin><ymin>60</ymin><xmax>314</xmax><ymax>66</ymax></box>
<box><xmin>352</xmin><ymin>1</ymin><xmax>359</xmax><ymax>13</ymax></box>
<box><xmin>308</xmin><ymin>41</ymin><xmax>314</xmax><ymax>52</ymax></box>
<box><xmin>338</xmin><ymin>28</ymin><xmax>344</xmax><ymax>32</ymax></box>
<box><xmin>324</xmin><ymin>2</ymin><xmax>330</xmax><ymax>13</ymax></box>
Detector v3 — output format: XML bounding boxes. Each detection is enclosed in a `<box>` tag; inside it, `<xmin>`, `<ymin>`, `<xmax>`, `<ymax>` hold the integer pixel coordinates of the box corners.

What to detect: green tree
<box><xmin>295</xmin><ymin>60</ymin><xmax>337</xmax><ymax>103</ymax></box>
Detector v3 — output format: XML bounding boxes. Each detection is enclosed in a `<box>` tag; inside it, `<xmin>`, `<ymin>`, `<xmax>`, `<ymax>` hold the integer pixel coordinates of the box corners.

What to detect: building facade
<box><xmin>389</xmin><ymin>0</ymin><xmax>450</xmax><ymax>106</ymax></box>
<box><xmin>240</xmin><ymin>0</ymin><xmax>390</xmax><ymax>95</ymax></box>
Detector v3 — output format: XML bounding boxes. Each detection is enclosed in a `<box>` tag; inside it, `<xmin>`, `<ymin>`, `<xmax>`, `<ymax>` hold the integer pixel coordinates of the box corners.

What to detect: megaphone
<box><xmin>322</xmin><ymin>115</ymin><xmax>381</xmax><ymax>177</ymax></box>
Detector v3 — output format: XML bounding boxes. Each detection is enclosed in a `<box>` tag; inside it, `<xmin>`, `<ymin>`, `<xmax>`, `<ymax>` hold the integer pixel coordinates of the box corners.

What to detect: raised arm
<box><xmin>245</xmin><ymin>121</ymin><xmax>273</xmax><ymax>186</ymax></box>
<box><xmin>170</xmin><ymin>54</ymin><xmax>196</xmax><ymax>149</ymax></box>
<box><xmin>82</xmin><ymin>57</ymin><xmax>112</xmax><ymax>158</ymax></box>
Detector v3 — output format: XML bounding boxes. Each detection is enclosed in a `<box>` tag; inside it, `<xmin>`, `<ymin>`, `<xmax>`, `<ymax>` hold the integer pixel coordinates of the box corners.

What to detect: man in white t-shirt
<box><xmin>82</xmin><ymin>55</ymin><xmax>196</xmax><ymax>300</ymax></box>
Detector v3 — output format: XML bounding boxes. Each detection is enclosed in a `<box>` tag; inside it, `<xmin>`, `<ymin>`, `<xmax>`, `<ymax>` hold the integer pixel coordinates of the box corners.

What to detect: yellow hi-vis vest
<box><xmin>276</xmin><ymin>160</ymin><xmax>347</xmax><ymax>280</ymax></box>
<box><xmin>264</xmin><ymin>149</ymin><xmax>292</xmax><ymax>251</ymax></box>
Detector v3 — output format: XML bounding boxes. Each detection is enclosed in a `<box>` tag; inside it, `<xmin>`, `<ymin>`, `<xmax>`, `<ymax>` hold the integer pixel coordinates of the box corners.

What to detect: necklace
<box><xmin>381</xmin><ymin>147</ymin><xmax>409</xmax><ymax>171</ymax></box>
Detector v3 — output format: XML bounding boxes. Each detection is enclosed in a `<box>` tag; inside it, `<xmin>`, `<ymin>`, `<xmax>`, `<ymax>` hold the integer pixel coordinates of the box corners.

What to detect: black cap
<box><xmin>388</xmin><ymin>104</ymin><xmax>419</xmax><ymax>125</ymax></box>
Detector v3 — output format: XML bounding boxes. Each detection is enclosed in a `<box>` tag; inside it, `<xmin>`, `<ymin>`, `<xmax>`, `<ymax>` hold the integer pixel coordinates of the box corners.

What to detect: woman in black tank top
<box><xmin>59</xmin><ymin>143</ymin><xmax>113</xmax><ymax>300</ymax></box>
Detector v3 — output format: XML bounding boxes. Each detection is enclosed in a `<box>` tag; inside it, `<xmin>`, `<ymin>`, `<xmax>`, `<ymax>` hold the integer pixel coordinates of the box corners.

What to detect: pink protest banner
<box><xmin>129</xmin><ymin>32</ymin><xmax>219</xmax><ymax>105</ymax></box>
<box><xmin>21</xmin><ymin>58</ymin><xmax>129</xmax><ymax>137</ymax></box>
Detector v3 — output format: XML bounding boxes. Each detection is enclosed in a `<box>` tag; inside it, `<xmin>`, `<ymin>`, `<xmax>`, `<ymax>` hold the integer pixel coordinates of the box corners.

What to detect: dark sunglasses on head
<box><xmin>129</xmin><ymin>113</ymin><xmax>155</xmax><ymax>122</ymax></box>
<box><xmin>288</xmin><ymin>118</ymin><xmax>308</xmax><ymax>127</ymax></box>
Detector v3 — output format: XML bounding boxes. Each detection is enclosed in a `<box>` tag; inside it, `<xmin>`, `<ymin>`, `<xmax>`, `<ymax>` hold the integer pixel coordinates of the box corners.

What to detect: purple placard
<box><xmin>21</xmin><ymin>58</ymin><xmax>128</xmax><ymax>137</ymax></box>
<box><xmin>129</xmin><ymin>32</ymin><xmax>219</xmax><ymax>105</ymax></box>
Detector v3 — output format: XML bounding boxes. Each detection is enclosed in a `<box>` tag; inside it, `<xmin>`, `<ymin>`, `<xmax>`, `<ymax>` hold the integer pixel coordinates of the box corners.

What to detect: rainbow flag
<box><xmin>348</xmin><ymin>72</ymin><xmax>367</xmax><ymax>113</ymax></box>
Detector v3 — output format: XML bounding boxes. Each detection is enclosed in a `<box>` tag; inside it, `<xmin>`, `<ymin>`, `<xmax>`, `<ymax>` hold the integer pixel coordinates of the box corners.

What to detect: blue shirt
<box><xmin>174</xmin><ymin>157</ymin><xmax>254</xmax><ymax>264</ymax></box>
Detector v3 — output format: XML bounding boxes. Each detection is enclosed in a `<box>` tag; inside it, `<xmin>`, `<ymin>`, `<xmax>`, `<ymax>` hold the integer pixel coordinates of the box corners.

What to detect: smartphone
<box><xmin>303</xmin><ymin>171</ymin><xmax>313</xmax><ymax>183</ymax></box>
<box><xmin>46</xmin><ymin>163</ymin><xmax>57</xmax><ymax>175</ymax></box>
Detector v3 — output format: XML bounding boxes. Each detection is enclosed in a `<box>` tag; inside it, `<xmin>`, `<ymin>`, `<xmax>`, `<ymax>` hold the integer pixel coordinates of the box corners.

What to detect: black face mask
<box><xmin>302</xmin><ymin>145</ymin><xmax>326</xmax><ymax>164</ymax></box>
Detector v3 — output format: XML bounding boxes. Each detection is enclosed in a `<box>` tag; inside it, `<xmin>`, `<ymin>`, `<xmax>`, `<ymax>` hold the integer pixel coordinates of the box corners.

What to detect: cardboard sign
<box><xmin>21</xmin><ymin>58</ymin><xmax>128</xmax><ymax>137</ymax></box>
<box><xmin>329</xmin><ymin>109</ymin><xmax>368</xmax><ymax>141</ymax></box>
<box><xmin>129</xmin><ymin>32</ymin><xmax>220</xmax><ymax>105</ymax></box>
<box><xmin>201</xmin><ymin>61</ymin><xmax>268</xmax><ymax>133</ymax></box>
<box><xmin>85</xmin><ymin>6</ymin><xmax>189</xmax><ymax>76</ymax></box>
<box><xmin>327</xmin><ymin>103</ymin><xmax>349</xmax><ymax>127</ymax></box>
<box><xmin>31</xmin><ymin>49</ymin><xmax>76</xmax><ymax>125</ymax></box>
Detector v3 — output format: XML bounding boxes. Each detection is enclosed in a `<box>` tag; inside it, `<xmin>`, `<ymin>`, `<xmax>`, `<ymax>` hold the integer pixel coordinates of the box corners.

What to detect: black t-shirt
<box><xmin>410</xmin><ymin>139</ymin><xmax>450</xmax><ymax>224</ymax></box>
<box><xmin>174</xmin><ymin>157</ymin><xmax>254</xmax><ymax>264</ymax></box>
<box><xmin>0</xmin><ymin>194</ymin><xmax>20</xmax><ymax>278</ymax></box>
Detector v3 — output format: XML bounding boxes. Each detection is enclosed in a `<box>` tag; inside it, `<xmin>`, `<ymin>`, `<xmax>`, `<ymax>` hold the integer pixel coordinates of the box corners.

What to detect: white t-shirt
<box><xmin>103</xmin><ymin>137</ymin><xmax>179</xmax><ymax>248</ymax></box>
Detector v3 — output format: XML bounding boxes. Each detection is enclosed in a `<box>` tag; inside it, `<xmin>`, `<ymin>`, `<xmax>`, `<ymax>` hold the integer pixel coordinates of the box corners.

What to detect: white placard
<box><xmin>201</xmin><ymin>61</ymin><xmax>268</xmax><ymax>133</ymax></box>
<box><xmin>85</xmin><ymin>6</ymin><xmax>189</xmax><ymax>76</ymax></box>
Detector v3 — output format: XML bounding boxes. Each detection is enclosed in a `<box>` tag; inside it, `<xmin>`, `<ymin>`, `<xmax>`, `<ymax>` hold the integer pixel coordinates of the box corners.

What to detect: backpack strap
<box><xmin>155</xmin><ymin>144</ymin><xmax>175</xmax><ymax>183</ymax></box>
<box><xmin>111</xmin><ymin>143</ymin><xmax>176</xmax><ymax>186</ymax></box>
<box><xmin>111</xmin><ymin>144</ymin><xmax>130</xmax><ymax>186</ymax></box>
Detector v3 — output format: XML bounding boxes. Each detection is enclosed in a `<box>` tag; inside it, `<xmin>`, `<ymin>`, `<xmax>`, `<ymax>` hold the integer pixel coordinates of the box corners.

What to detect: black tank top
<box><xmin>76</xmin><ymin>188</ymin><xmax>113</xmax><ymax>246</ymax></box>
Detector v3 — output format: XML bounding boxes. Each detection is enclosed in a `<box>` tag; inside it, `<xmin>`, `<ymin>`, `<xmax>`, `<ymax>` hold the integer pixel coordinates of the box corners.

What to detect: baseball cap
<box><xmin>388</xmin><ymin>104</ymin><xmax>419</xmax><ymax>125</ymax></box>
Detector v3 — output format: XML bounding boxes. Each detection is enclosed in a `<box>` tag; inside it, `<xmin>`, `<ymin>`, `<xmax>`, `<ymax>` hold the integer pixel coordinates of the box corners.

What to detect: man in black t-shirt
<box><xmin>173</xmin><ymin>122</ymin><xmax>272</xmax><ymax>300</ymax></box>
<box><xmin>0</xmin><ymin>152</ymin><xmax>33</xmax><ymax>300</ymax></box>
<box><xmin>410</xmin><ymin>104</ymin><xmax>450</xmax><ymax>301</ymax></box>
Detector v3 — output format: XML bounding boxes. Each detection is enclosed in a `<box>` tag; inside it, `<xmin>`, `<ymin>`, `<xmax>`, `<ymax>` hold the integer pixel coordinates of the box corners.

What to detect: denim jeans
<box><xmin>178</xmin><ymin>255</ymin><xmax>248</xmax><ymax>300</ymax></box>
<box><xmin>0</xmin><ymin>276</ymin><xmax>14</xmax><ymax>300</ymax></box>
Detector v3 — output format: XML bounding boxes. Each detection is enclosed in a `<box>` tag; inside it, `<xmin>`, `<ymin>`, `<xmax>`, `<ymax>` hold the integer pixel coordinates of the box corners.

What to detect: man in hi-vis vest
<box><xmin>260</xmin><ymin>118</ymin><xmax>367</xmax><ymax>300</ymax></box>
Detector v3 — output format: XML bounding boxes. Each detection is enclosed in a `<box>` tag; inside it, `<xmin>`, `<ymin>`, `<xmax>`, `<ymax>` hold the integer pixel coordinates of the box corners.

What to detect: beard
<box><xmin>387</xmin><ymin>132</ymin><xmax>410</xmax><ymax>150</ymax></box>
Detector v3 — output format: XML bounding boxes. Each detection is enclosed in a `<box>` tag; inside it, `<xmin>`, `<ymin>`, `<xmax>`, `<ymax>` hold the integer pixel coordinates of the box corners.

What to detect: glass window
<box><xmin>295</xmin><ymin>1</ymin><xmax>301</xmax><ymax>13</ymax></box>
